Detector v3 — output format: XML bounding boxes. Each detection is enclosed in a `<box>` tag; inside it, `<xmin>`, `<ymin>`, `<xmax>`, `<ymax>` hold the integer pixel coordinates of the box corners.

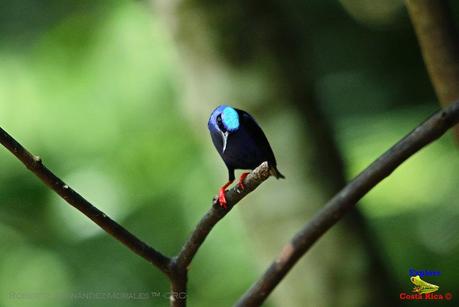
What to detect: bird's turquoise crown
<box><xmin>222</xmin><ymin>106</ymin><xmax>239</xmax><ymax>131</ymax></box>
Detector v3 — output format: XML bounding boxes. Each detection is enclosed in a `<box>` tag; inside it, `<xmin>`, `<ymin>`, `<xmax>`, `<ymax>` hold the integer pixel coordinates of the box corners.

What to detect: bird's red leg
<box><xmin>237</xmin><ymin>172</ymin><xmax>250</xmax><ymax>191</ymax></box>
<box><xmin>218</xmin><ymin>180</ymin><xmax>234</xmax><ymax>208</ymax></box>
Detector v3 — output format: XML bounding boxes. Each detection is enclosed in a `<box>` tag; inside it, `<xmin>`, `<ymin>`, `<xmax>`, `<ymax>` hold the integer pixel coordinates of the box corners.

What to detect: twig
<box><xmin>168</xmin><ymin>162</ymin><xmax>271</xmax><ymax>307</ymax></box>
<box><xmin>405</xmin><ymin>0</ymin><xmax>459</xmax><ymax>139</ymax></box>
<box><xmin>176</xmin><ymin>162</ymin><xmax>271</xmax><ymax>269</ymax></box>
<box><xmin>0</xmin><ymin>127</ymin><xmax>272</xmax><ymax>307</ymax></box>
<box><xmin>236</xmin><ymin>100</ymin><xmax>459</xmax><ymax>306</ymax></box>
<box><xmin>0</xmin><ymin>127</ymin><xmax>172</xmax><ymax>275</ymax></box>
<box><xmin>4</xmin><ymin>99</ymin><xmax>458</xmax><ymax>306</ymax></box>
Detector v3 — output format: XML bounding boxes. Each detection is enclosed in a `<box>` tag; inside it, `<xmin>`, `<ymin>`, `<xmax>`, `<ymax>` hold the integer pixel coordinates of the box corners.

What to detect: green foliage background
<box><xmin>0</xmin><ymin>1</ymin><xmax>458</xmax><ymax>306</ymax></box>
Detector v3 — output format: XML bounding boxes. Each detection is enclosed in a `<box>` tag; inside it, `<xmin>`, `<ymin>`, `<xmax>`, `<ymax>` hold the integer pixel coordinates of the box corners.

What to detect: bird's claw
<box><xmin>216</xmin><ymin>179</ymin><xmax>235</xmax><ymax>208</ymax></box>
<box><xmin>218</xmin><ymin>189</ymin><xmax>228</xmax><ymax>208</ymax></box>
<box><xmin>236</xmin><ymin>172</ymin><xmax>250</xmax><ymax>193</ymax></box>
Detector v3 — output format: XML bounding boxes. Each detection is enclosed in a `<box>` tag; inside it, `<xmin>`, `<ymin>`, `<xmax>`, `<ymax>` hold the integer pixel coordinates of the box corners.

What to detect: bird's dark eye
<box><xmin>216</xmin><ymin>114</ymin><xmax>226</xmax><ymax>132</ymax></box>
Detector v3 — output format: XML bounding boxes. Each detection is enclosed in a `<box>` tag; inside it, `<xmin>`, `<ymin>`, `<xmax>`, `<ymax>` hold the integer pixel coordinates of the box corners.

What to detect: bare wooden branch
<box><xmin>0</xmin><ymin>128</ymin><xmax>272</xmax><ymax>307</ymax></box>
<box><xmin>236</xmin><ymin>100</ymin><xmax>459</xmax><ymax>306</ymax></box>
<box><xmin>168</xmin><ymin>162</ymin><xmax>271</xmax><ymax>306</ymax></box>
<box><xmin>176</xmin><ymin>162</ymin><xmax>271</xmax><ymax>269</ymax></box>
<box><xmin>168</xmin><ymin>262</ymin><xmax>188</xmax><ymax>307</ymax></box>
<box><xmin>0</xmin><ymin>127</ymin><xmax>172</xmax><ymax>275</ymax></box>
<box><xmin>406</xmin><ymin>0</ymin><xmax>459</xmax><ymax>139</ymax></box>
<box><xmin>3</xmin><ymin>99</ymin><xmax>459</xmax><ymax>307</ymax></box>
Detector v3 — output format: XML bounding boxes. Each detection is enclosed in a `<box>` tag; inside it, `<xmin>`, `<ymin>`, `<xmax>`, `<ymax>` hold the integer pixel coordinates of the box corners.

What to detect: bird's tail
<box><xmin>270</xmin><ymin>166</ymin><xmax>285</xmax><ymax>179</ymax></box>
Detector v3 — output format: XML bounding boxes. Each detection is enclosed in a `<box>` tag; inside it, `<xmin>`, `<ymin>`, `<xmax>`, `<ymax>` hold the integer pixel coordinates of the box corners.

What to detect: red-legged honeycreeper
<box><xmin>208</xmin><ymin>105</ymin><xmax>285</xmax><ymax>208</ymax></box>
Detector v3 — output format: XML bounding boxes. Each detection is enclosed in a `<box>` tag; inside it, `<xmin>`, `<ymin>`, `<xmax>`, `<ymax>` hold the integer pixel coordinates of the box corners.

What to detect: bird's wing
<box><xmin>236</xmin><ymin>109</ymin><xmax>277</xmax><ymax>165</ymax></box>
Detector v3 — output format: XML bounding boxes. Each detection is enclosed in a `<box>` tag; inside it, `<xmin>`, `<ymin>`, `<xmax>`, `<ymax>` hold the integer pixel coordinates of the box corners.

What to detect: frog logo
<box><xmin>410</xmin><ymin>275</ymin><xmax>439</xmax><ymax>294</ymax></box>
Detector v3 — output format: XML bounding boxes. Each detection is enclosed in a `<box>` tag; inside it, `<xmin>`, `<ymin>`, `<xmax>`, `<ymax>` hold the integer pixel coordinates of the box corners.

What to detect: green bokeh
<box><xmin>0</xmin><ymin>1</ymin><xmax>458</xmax><ymax>306</ymax></box>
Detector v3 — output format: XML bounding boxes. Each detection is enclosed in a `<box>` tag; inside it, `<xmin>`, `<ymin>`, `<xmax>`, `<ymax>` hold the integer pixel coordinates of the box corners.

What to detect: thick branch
<box><xmin>406</xmin><ymin>0</ymin><xmax>459</xmax><ymax>139</ymax></box>
<box><xmin>236</xmin><ymin>100</ymin><xmax>459</xmax><ymax>306</ymax></box>
<box><xmin>0</xmin><ymin>127</ymin><xmax>171</xmax><ymax>275</ymax></box>
<box><xmin>176</xmin><ymin>162</ymin><xmax>271</xmax><ymax>269</ymax></box>
<box><xmin>169</xmin><ymin>264</ymin><xmax>188</xmax><ymax>307</ymax></box>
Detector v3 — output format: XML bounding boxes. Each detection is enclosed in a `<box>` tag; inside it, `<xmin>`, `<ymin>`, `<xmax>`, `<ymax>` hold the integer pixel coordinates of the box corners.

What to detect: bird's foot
<box><xmin>218</xmin><ymin>180</ymin><xmax>234</xmax><ymax>208</ymax></box>
<box><xmin>236</xmin><ymin>172</ymin><xmax>250</xmax><ymax>192</ymax></box>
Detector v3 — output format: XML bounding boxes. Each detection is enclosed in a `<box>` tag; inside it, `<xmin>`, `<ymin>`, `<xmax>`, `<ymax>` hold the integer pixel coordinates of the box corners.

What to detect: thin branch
<box><xmin>0</xmin><ymin>126</ymin><xmax>273</xmax><ymax>307</ymax></box>
<box><xmin>167</xmin><ymin>162</ymin><xmax>271</xmax><ymax>307</ymax></box>
<box><xmin>165</xmin><ymin>162</ymin><xmax>271</xmax><ymax>307</ymax></box>
<box><xmin>6</xmin><ymin>100</ymin><xmax>459</xmax><ymax>307</ymax></box>
<box><xmin>405</xmin><ymin>0</ymin><xmax>459</xmax><ymax>139</ymax></box>
<box><xmin>0</xmin><ymin>127</ymin><xmax>171</xmax><ymax>276</ymax></box>
<box><xmin>236</xmin><ymin>100</ymin><xmax>459</xmax><ymax>306</ymax></box>
<box><xmin>176</xmin><ymin>162</ymin><xmax>271</xmax><ymax>269</ymax></box>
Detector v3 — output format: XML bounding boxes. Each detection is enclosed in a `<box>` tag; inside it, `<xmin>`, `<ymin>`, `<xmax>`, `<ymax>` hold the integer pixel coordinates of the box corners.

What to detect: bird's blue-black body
<box><xmin>208</xmin><ymin>105</ymin><xmax>284</xmax><ymax>182</ymax></box>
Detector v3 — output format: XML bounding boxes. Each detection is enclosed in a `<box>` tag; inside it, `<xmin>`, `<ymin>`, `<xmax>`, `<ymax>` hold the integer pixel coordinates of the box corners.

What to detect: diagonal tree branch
<box><xmin>236</xmin><ymin>99</ymin><xmax>459</xmax><ymax>306</ymax></box>
<box><xmin>175</xmin><ymin>162</ymin><xmax>271</xmax><ymax>269</ymax></box>
<box><xmin>0</xmin><ymin>127</ymin><xmax>172</xmax><ymax>276</ymax></box>
<box><xmin>3</xmin><ymin>99</ymin><xmax>459</xmax><ymax>307</ymax></box>
<box><xmin>0</xmin><ymin>125</ymin><xmax>272</xmax><ymax>307</ymax></box>
<box><xmin>169</xmin><ymin>162</ymin><xmax>271</xmax><ymax>307</ymax></box>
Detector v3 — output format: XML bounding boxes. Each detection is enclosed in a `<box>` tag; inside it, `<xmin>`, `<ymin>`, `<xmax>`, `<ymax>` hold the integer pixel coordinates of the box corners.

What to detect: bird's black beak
<box><xmin>221</xmin><ymin>131</ymin><xmax>229</xmax><ymax>153</ymax></box>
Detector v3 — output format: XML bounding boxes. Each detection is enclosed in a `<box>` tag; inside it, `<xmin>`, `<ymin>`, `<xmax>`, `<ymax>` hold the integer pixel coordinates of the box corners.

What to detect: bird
<box><xmin>208</xmin><ymin>105</ymin><xmax>285</xmax><ymax>208</ymax></box>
